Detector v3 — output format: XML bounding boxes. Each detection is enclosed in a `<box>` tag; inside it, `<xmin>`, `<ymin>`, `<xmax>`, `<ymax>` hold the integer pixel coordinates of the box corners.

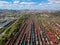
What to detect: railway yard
<box><xmin>0</xmin><ymin>13</ymin><xmax>60</xmax><ymax>45</ymax></box>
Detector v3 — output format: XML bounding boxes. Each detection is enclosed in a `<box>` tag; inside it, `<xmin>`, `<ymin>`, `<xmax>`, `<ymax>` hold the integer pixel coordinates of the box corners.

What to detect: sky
<box><xmin>0</xmin><ymin>0</ymin><xmax>60</xmax><ymax>10</ymax></box>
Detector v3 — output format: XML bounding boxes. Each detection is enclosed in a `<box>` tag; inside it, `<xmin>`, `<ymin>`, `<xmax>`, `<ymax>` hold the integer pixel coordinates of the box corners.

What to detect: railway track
<box><xmin>5</xmin><ymin>15</ymin><xmax>60</xmax><ymax>45</ymax></box>
<box><xmin>6</xmin><ymin>19</ymin><xmax>28</xmax><ymax>45</ymax></box>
